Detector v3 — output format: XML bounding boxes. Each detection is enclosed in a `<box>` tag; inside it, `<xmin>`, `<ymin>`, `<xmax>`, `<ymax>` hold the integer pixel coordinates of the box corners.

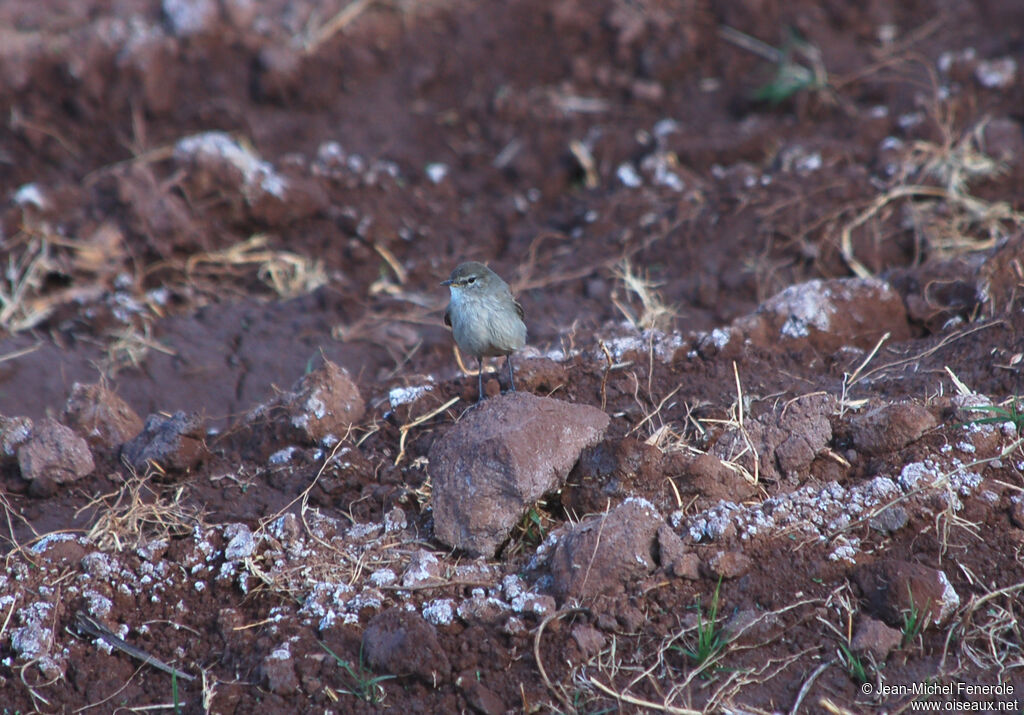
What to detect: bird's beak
<box><xmin>440</xmin><ymin>279</ymin><xmax>452</xmax><ymax>286</ymax></box>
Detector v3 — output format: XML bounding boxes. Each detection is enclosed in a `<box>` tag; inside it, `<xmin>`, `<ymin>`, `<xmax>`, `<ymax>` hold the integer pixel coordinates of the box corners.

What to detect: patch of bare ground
<box><xmin>1</xmin><ymin>0</ymin><xmax>1024</xmax><ymax>712</ymax></box>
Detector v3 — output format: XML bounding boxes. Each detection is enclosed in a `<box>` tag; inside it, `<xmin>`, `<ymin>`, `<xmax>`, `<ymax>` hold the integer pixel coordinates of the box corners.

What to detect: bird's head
<box><xmin>441</xmin><ymin>261</ymin><xmax>496</xmax><ymax>293</ymax></box>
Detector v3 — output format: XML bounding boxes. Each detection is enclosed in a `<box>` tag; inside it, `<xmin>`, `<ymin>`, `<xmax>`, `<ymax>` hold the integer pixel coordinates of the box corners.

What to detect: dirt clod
<box><xmin>0</xmin><ymin>415</ymin><xmax>33</xmax><ymax>457</ymax></box>
<box><xmin>682</xmin><ymin>452</ymin><xmax>756</xmax><ymax>504</ymax></box>
<box><xmin>457</xmin><ymin>670</ymin><xmax>506</xmax><ymax>715</ymax></box>
<box><xmin>713</xmin><ymin>393</ymin><xmax>834</xmax><ymax>483</ymax></box>
<box><xmin>548</xmin><ymin>498</ymin><xmax>663</xmax><ymax>602</ymax></box>
<box><xmin>851</xmin><ymin>616</ymin><xmax>903</xmax><ymax>660</ymax></box>
<box><xmin>851</xmin><ymin>401</ymin><xmax>938</xmax><ymax>457</ymax></box>
<box><xmin>120</xmin><ymin>411</ymin><xmax>206</xmax><ymax>473</ymax></box>
<box><xmin>705</xmin><ymin>550</ymin><xmax>754</xmax><ymax>581</ymax></box>
<box><xmin>17</xmin><ymin>418</ymin><xmax>95</xmax><ymax>492</ymax></box>
<box><xmin>732</xmin><ymin>277</ymin><xmax>910</xmax><ymax>353</ymax></box>
<box><xmin>261</xmin><ymin>642</ymin><xmax>300</xmax><ymax>695</ymax></box>
<box><xmin>657</xmin><ymin>523</ymin><xmax>699</xmax><ymax>580</ymax></box>
<box><xmin>362</xmin><ymin>608</ymin><xmax>451</xmax><ymax>684</ymax></box>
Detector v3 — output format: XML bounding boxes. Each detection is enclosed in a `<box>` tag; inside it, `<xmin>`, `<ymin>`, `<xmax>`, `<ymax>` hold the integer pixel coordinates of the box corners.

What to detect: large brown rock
<box><xmin>851</xmin><ymin>402</ymin><xmax>938</xmax><ymax>458</ymax></box>
<box><xmin>17</xmin><ymin>418</ymin><xmax>95</xmax><ymax>493</ymax></box>
<box><xmin>429</xmin><ymin>392</ymin><xmax>610</xmax><ymax>557</ymax></box>
<box><xmin>548</xmin><ymin>498</ymin><xmax>668</xmax><ymax>602</ymax></box>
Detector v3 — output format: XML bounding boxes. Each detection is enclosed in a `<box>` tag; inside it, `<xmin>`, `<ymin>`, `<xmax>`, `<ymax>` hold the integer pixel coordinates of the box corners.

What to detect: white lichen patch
<box><xmin>975</xmin><ymin>57</ymin><xmax>1017</xmax><ymax>89</ymax></box>
<box><xmin>269</xmin><ymin>446</ymin><xmax>298</xmax><ymax>464</ymax></box>
<box><xmin>422</xmin><ymin>599</ymin><xmax>455</xmax><ymax>626</ymax></box>
<box><xmin>616</xmin><ymin>162</ymin><xmax>642</xmax><ymax>188</ymax></box>
<box><xmin>174</xmin><ymin>131</ymin><xmax>288</xmax><ymax>201</ymax></box>
<box><xmin>224</xmin><ymin>524</ymin><xmax>255</xmax><ymax>561</ymax></box>
<box><xmin>599</xmin><ymin>328</ymin><xmax>685</xmax><ymax>363</ymax></box>
<box><xmin>369</xmin><ymin>569</ymin><xmax>397</xmax><ymax>587</ymax></box>
<box><xmin>11</xmin><ymin>601</ymin><xmax>53</xmax><ymax>658</ymax></box>
<box><xmin>388</xmin><ymin>383</ymin><xmax>434</xmax><ymax>409</ymax></box>
<box><xmin>761</xmin><ymin>277</ymin><xmax>895</xmax><ymax>339</ymax></box>
<box><xmin>13</xmin><ymin>183</ymin><xmax>46</xmax><ymax>209</ymax></box>
<box><xmin>675</xmin><ymin>437</ymin><xmax>992</xmax><ymax>563</ymax></box>
<box><xmin>31</xmin><ymin>532</ymin><xmax>85</xmax><ymax>553</ymax></box>
<box><xmin>425</xmin><ymin>162</ymin><xmax>449</xmax><ymax>184</ymax></box>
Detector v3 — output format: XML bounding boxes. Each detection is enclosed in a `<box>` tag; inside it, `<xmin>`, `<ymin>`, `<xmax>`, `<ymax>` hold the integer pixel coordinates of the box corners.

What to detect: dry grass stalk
<box><xmin>394</xmin><ymin>396</ymin><xmax>458</xmax><ymax>466</ymax></box>
<box><xmin>304</xmin><ymin>0</ymin><xmax>373</xmax><ymax>55</ymax></box>
<box><xmin>611</xmin><ymin>259</ymin><xmax>676</xmax><ymax>331</ymax></box>
<box><xmin>80</xmin><ymin>472</ymin><xmax>198</xmax><ymax>552</ymax></box>
<box><xmin>569</xmin><ymin>140</ymin><xmax>599</xmax><ymax>189</ymax></box>
<box><xmin>533</xmin><ymin>607</ymin><xmax>591</xmax><ymax>713</ymax></box>
<box><xmin>702</xmin><ymin>362</ymin><xmax>760</xmax><ymax>484</ymax></box>
<box><xmin>102</xmin><ymin>321</ymin><xmax>177</xmax><ymax>375</ymax></box>
<box><xmin>186</xmin><ymin>234</ymin><xmax>327</xmax><ymax>299</ymax></box>
<box><xmin>0</xmin><ymin>237</ymin><xmax>55</xmax><ymax>333</ymax></box>
<box><xmin>942</xmin><ymin>580</ymin><xmax>1024</xmax><ymax>677</ymax></box>
<box><xmin>840</xmin><ymin>117</ymin><xmax>1024</xmax><ymax>276</ymax></box>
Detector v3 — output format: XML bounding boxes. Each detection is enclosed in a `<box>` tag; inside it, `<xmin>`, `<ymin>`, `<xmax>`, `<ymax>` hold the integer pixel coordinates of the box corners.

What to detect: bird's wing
<box><xmin>514</xmin><ymin>300</ymin><xmax>524</xmax><ymax>320</ymax></box>
<box><xmin>444</xmin><ymin>305</ymin><xmax>452</xmax><ymax>328</ymax></box>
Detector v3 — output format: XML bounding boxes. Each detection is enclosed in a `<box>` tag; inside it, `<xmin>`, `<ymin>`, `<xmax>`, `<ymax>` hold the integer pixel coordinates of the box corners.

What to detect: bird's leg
<box><xmin>477</xmin><ymin>357</ymin><xmax>485</xmax><ymax>402</ymax></box>
<box><xmin>506</xmin><ymin>355</ymin><xmax>516</xmax><ymax>392</ymax></box>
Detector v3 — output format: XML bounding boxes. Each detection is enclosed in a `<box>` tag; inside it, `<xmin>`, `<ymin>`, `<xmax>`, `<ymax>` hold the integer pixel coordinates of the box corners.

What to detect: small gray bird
<box><xmin>442</xmin><ymin>261</ymin><xmax>527</xmax><ymax>402</ymax></box>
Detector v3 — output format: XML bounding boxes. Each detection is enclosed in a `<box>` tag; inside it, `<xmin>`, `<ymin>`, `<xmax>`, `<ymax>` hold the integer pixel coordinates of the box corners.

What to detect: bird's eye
<box><xmin>467</xmin><ymin>277</ymin><xmax>476</xmax><ymax>284</ymax></box>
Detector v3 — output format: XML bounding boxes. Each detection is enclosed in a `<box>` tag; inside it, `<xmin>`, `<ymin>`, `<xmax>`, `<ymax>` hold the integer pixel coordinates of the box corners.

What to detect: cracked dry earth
<box><xmin>2</xmin><ymin>0</ymin><xmax>1024</xmax><ymax>713</ymax></box>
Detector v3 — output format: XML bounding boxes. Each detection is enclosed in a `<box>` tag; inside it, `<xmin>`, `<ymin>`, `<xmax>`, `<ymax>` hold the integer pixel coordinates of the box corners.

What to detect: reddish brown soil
<box><xmin>2</xmin><ymin>0</ymin><xmax>1024</xmax><ymax>712</ymax></box>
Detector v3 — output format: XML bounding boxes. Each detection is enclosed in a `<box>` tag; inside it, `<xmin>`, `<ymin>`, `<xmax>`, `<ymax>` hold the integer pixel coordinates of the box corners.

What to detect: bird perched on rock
<box><xmin>442</xmin><ymin>261</ymin><xmax>526</xmax><ymax>402</ymax></box>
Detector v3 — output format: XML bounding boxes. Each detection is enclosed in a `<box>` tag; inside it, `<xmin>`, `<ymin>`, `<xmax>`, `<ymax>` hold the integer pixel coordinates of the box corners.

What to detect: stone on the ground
<box><xmin>63</xmin><ymin>382</ymin><xmax>143</xmax><ymax>449</ymax></box>
<box><xmin>0</xmin><ymin>415</ymin><xmax>33</xmax><ymax>457</ymax></box>
<box><xmin>869</xmin><ymin>505</ymin><xmax>909</xmax><ymax>534</ymax></box>
<box><xmin>548</xmin><ymin>498</ymin><xmax>665</xmax><ymax>602</ymax></box>
<box><xmin>732</xmin><ymin>277</ymin><xmax>910</xmax><ymax>352</ymax></box>
<box><xmin>429</xmin><ymin>392</ymin><xmax>610</xmax><ymax>557</ymax></box>
<box><xmin>853</xmin><ymin>559</ymin><xmax>960</xmax><ymax>627</ymax></box>
<box><xmin>571</xmin><ymin>623</ymin><xmax>606</xmax><ymax>659</ymax></box>
<box><xmin>456</xmin><ymin>669</ymin><xmax>505</xmax><ymax>715</ymax></box>
<box><xmin>564</xmin><ymin>437</ymin><xmax>668</xmax><ymax>515</ymax></box>
<box><xmin>362</xmin><ymin>608</ymin><xmax>451</xmax><ymax>683</ymax></box>
<box><xmin>851</xmin><ymin>616</ymin><xmax>903</xmax><ymax>660</ymax></box>
<box><xmin>681</xmin><ymin>452</ymin><xmax>756</xmax><ymax>503</ymax></box>
<box><xmin>121</xmin><ymin>411</ymin><xmax>206</xmax><ymax>473</ymax></box>
<box><xmin>713</xmin><ymin>393</ymin><xmax>833</xmax><ymax>482</ymax></box>
<box><xmin>261</xmin><ymin>641</ymin><xmax>299</xmax><ymax>695</ymax></box>
<box><xmin>657</xmin><ymin>524</ymin><xmax>701</xmax><ymax>579</ymax></box>
<box><xmin>247</xmin><ymin>360</ymin><xmax>365</xmax><ymax>447</ymax></box>
<box><xmin>17</xmin><ymin>418</ymin><xmax>95</xmax><ymax>492</ymax></box>
<box><xmin>173</xmin><ymin>130</ymin><xmax>326</xmax><ymax>225</ymax></box>
<box><xmin>705</xmin><ymin>550</ymin><xmax>753</xmax><ymax>580</ymax></box>
<box><xmin>851</xmin><ymin>401</ymin><xmax>938</xmax><ymax>457</ymax></box>
<box><xmin>725</xmin><ymin>608</ymin><xmax>783</xmax><ymax>645</ymax></box>
<box><xmin>284</xmin><ymin>360</ymin><xmax>365</xmax><ymax>443</ymax></box>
